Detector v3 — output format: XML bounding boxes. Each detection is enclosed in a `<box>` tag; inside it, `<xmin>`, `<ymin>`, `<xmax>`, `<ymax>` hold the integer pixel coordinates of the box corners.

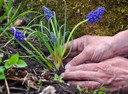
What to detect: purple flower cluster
<box><xmin>86</xmin><ymin>7</ymin><xmax>105</xmax><ymax>24</ymax></box>
<box><xmin>50</xmin><ymin>32</ymin><xmax>56</xmax><ymax>43</ymax></box>
<box><xmin>42</xmin><ymin>6</ymin><xmax>53</xmax><ymax>20</ymax></box>
<box><xmin>11</xmin><ymin>28</ymin><xmax>26</xmax><ymax>42</ymax></box>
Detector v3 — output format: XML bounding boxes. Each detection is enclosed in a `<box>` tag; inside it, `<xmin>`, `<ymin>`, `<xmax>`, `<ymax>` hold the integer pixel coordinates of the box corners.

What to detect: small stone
<box><xmin>39</xmin><ymin>85</ymin><xmax>56</xmax><ymax>94</ymax></box>
<box><xmin>0</xmin><ymin>53</ymin><xmax>4</xmax><ymax>58</ymax></box>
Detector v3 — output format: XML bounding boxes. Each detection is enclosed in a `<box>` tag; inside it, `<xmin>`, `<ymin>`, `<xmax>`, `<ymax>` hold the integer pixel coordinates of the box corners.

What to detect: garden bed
<box><xmin>0</xmin><ymin>40</ymin><xmax>79</xmax><ymax>94</ymax></box>
<box><xmin>0</xmin><ymin>1</ymin><xmax>126</xmax><ymax>94</ymax></box>
<box><xmin>0</xmin><ymin>40</ymin><xmax>124</xmax><ymax>94</ymax></box>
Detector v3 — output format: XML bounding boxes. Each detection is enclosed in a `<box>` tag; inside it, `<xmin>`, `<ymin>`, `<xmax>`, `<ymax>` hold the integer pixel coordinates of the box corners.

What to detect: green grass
<box><xmin>0</xmin><ymin>0</ymin><xmax>37</xmax><ymax>43</ymax></box>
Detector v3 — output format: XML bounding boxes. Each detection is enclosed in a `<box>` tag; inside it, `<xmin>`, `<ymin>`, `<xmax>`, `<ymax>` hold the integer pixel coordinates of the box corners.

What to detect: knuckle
<box><xmin>83</xmin><ymin>47</ymin><xmax>92</xmax><ymax>56</ymax></box>
<box><xmin>83</xmin><ymin>35</ymin><xmax>91</xmax><ymax>39</ymax></box>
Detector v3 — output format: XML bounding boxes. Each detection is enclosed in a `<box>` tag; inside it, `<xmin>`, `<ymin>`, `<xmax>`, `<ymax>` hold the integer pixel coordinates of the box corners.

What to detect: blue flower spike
<box><xmin>42</xmin><ymin>6</ymin><xmax>53</xmax><ymax>20</ymax></box>
<box><xmin>50</xmin><ymin>32</ymin><xmax>56</xmax><ymax>43</ymax></box>
<box><xmin>11</xmin><ymin>28</ymin><xmax>26</xmax><ymax>42</ymax></box>
<box><xmin>86</xmin><ymin>6</ymin><xmax>105</xmax><ymax>24</ymax></box>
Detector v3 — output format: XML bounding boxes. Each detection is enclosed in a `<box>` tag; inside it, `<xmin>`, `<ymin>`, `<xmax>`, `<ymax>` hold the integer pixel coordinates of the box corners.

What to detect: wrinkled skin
<box><xmin>64</xmin><ymin>35</ymin><xmax>116</xmax><ymax>69</ymax></box>
<box><xmin>64</xmin><ymin>34</ymin><xmax>128</xmax><ymax>69</ymax></box>
<box><xmin>61</xmin><ymin>30</ymin><xmax>128</xmax><ymax>92</ymax></box>
<box><xmin>61</xmin><ymin>57</ymin><xmax>128</xmax><ymax>92</ymax></box>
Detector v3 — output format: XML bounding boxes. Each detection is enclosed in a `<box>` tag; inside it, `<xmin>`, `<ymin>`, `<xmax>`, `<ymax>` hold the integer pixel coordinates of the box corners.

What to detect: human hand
<box><xmin>61</xmin><ymin>57</ymin><xmax>128</xmax><ymax>92</ymax></box>
<box><xmin>64</xmin><ymin>35</ymin><xmax>116</xmax><ymax>69</ymax></box>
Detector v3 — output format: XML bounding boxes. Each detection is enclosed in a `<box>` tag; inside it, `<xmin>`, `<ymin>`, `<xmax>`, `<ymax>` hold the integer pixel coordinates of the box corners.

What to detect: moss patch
<box><xmin>13</xmin><ymin>0</ymin><xmax>128</xmax><ymax>38</ymax></box>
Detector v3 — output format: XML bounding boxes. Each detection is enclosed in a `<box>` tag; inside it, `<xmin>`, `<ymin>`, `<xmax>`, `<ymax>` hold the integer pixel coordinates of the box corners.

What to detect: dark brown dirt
<box><xmin>0</xmin><ymin>40</ymin><xmax>79</xmax><ymax>94</ymax></box>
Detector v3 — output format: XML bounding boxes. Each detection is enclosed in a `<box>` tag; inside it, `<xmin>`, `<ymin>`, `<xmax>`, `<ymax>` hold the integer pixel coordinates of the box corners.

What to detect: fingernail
<box><xmin>65</xmin><ymin>64</ymin><xmax>71</xmax><ymax>69</ymax></box>
<box><xmin>65</xmin><ymin>69</ymin><xmax>70</xmax><ymax>72</ymax></box>
<box><xmin>61</xmin><ymin>73</ymin><xmax>64</xmax><ymax>78</ymax></box>
<box><xmin>47</xmin><ymin>56</ymin><xmax>51</xmax><ymax>59</ymax></box>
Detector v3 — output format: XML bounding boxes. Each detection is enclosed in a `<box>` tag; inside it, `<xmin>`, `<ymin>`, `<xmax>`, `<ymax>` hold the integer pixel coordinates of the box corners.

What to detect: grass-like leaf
<box><xmin>0</xmin><ymin>0</ymin><xmax>4</xmax><ymax>10</ymax></box>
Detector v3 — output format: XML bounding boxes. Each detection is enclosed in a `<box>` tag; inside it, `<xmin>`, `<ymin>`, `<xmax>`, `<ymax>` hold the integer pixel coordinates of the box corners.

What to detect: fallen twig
<box><xmin>4</xmin><ymin>77</ymin><xmax>10</xmax><ymax>94</ymax></box>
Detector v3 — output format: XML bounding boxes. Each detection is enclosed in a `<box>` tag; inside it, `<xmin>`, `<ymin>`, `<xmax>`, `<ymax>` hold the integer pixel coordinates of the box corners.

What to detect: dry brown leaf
<box><xmin>12</xmin><ymin>18</ymin><xmax>23</xmax><ymax>27</ymax></box>
<box><xmin>27</xmin><ymin>80</ymin><xmax>38</xmax><ymax>90</ymax></box>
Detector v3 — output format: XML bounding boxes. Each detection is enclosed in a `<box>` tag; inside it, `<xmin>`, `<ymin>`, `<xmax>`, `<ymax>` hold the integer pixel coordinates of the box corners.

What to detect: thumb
<box><xmin>65</xmin><ymin>48</ymin><xmax>91</xmax><ymax>69</ymax></box>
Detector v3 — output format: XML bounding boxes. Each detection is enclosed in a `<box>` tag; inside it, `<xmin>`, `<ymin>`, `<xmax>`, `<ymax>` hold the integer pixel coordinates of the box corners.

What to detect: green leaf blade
<box><xmin>9</xmin><ymin>54</ymin><xmax>19</xmax><ymax>64</ymax></box>
<box><xmin>5</xmin><ymin>60</ymin><xmax>13</xmax><ymax>69</ymax></box>
<box><xmin>0</xmin><ymin>0</ymin><xmax>4</xmax><ymax>10</ymax></box>
<box><xmin>15</xmin><ymin>59</ymin><xmax>27</xmax><ymax>68</ymax></box>
<box><xmin>0</xmin><ymin>57</ymin><xmax>2</xmax><ymax>62</ymax></box>
<box><xmin>0</xmin><ymin>73</ymin><xmax>5</xmax><ymax>80</ymax></box>
<box><xmin>0</xmin><ymin>66</ymin><xmax>5</xmax><ymax>73</ymax></box>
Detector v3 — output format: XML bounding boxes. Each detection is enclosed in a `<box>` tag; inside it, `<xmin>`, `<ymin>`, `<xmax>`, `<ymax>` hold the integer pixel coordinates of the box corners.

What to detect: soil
<box><xmin>0</xmin><ymin>40</ymin><xmax>80</xmax><ymax>94</ymax></box>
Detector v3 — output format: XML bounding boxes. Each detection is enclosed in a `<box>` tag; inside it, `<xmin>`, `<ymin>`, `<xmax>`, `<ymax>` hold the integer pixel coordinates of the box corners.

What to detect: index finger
<box><xmin>65</xmin><ymin>46</ymin><xmax>93</xmax><ymax>69</ymax></box>
<box><xmin>66</xmin><ymin>63</ymin><xmax>98</xmax><ymax>72</ymax></box>
<box><xmin>64</xmin><ymin>36</ymin><xmax>89</xmax><ymax>55</ymax></box>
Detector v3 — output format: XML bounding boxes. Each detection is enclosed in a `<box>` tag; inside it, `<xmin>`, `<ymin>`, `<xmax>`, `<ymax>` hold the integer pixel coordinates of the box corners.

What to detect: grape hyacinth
<box><xmin>50</xmin><ymin>32</ymin><xmax>56</xmax><ymax>42</ymax></box>
<box><xmin>42</xmin><ymin>6</ymin><xmax>53</xmax><ymax>20</ymax></box>
<box><xmin>11</xmin><ymin>28</ymin><xmax>26</xmax><ymax>42</ymax></box>
<box><xmin>86</xmin><ymin>6</ymin><xmax>105</xmax><ymax>24</ymax></box>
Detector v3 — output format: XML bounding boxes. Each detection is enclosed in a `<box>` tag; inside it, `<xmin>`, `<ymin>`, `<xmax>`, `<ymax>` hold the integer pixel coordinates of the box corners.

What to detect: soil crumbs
<box><xmin>0</xmin><ymin>40</ymin><xmax>78</xmax><ymax>94</ymax></box>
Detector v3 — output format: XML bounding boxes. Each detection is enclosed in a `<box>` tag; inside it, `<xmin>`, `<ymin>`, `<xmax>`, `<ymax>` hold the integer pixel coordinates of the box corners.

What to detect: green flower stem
<box><xmin>50</xmin><ymin>19</ymin><xmax>60</xmax><ymax>47</ymax></box>
<box><xmin>54</xmin><ymin>48</ymin><xmax>63</xmax><ymax>70</ymax></box>
<box><xmin>50</xmin><ymin>19</ymin><xmax>57</xmax><ymax>37</ymax></box>
<box><xmin>25</xmin><ymin>39</ymin><xmax>54</xmax><ymax>70</ymax></box>
<box><xmin>56</xmin><ymin>58</ymin><xmax>62</xmax><ymax>70</ymax></box>
<box><xmin>62</xmin><ymin>19</ymin><xmax>88</xmax><ymax>56</ymax></box>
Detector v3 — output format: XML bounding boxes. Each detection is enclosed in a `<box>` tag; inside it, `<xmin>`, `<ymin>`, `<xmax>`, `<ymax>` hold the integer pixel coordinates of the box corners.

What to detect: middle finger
<box><xmin>65</xmin><ymin>63</ymin><xmax>99</xmax><ymax>72</ymax></box>
<box><xmin>61</xmin><ymin>71</ymin><xmax>107</xmax><ymax>83</ymax></box>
